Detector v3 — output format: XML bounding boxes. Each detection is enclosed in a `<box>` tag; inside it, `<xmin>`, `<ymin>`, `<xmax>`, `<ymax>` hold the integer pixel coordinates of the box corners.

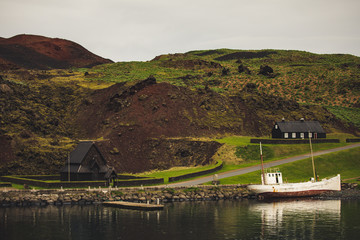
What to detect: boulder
<box><xmin>0</xmin><ymin>84</ymin><xmax>13</xmax><ymax>94</ymax></box>
<box><xmin>258</xmin><ymin>65</ymin><xmax>274</xmax><ymax>77</ymax></box>
<box><xmin>238</xmin><ymin>64</ymin><xmax>251</xmax><ymax>74</ymax></box>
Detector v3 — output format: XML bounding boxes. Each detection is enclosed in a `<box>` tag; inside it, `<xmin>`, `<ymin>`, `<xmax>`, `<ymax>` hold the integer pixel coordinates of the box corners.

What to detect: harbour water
<box><xmin>1</xmin><ymin>199</ymin><xmax>359</xmax><ymax>240</ymax></box>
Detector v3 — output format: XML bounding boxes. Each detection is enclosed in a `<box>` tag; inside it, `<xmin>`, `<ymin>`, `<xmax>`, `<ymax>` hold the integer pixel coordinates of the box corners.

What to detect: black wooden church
<box><xmin>272</xmin><ymin>118</ymin><xmax>326</xmax><ymax>139</ymax></box>
<box><xmin>60</xmin><ymin>141</ymin><xmax>117</xmax><ymax>182</ymax></box>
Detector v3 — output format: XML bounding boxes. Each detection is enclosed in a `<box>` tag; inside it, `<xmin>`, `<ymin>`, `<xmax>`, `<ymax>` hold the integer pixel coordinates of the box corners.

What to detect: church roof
<box><xmin>69</xmin><ymin>141</ymin><xmax>94</xmax><ymax>164</ymax></box>
<box><xmin>275</xmin><ymin>120</ymin><xmax>325</xmax><ymax>133</ymax></box>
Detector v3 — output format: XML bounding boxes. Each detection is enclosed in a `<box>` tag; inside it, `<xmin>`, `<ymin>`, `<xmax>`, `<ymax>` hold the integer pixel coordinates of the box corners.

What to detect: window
<box><xmin>284</xmin><ymin>133</ymin><xmax>288</xmax><ymax>138</ymax></box>
<box><xmin>292</xmin><ymin>133</ymin><xmax>296</xmax><ymax>138</ymax></box>
<box><xmin>275</xmin><ymin>125</ymin><xmax>278</xmax><ymax>129</ymax></box>
<box><xmin>300</xmin><ymin>133</ymin><xmax>304</xmax><ymax>139</ymax></box>
<box><xmin>309</xmin><ymin>132</ymin><xmax>312</xmax><ymax>138</ymax></box>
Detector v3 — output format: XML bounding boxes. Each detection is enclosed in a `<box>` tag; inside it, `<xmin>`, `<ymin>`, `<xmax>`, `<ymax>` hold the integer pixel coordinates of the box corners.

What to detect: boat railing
<box><xmin>264</xmin><ymin>168</ymin><xmax>281</xmax><ymax>174</ymax></box>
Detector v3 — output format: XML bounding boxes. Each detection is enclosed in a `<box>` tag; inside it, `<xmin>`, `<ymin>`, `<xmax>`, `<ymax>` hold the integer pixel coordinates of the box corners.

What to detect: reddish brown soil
<box><xmin>0</xmin><ymin>135</ymin><xmax>15</xmax><ymax>165</ymax></box>
<box><xmin>0</xmin><ymin>34</ymin><xmax>113</xmax><ymax>70</ymax></box>
<box><xmin>73</xmin><ymin>77</ymin><xmax>263</xmax><ymax>173</ymax></box>
<box><xmin>71</xmin><ymin>77</ymin><xmax>359</xmax><ymax>173</ymax></box>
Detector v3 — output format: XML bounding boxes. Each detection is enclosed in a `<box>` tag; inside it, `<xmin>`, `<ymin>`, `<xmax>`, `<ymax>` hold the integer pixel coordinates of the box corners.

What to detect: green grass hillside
<box><xmin>80</xmin><ymin>49</ymin><xmax>360</xmax><ymax>130</ymax></box>
<box><xmin>85</xmin><ymin>49</ymin><xmax>360</xmax><ymax>108</ymax></box>
<box><xmin>218</xmin><ymin>147</ymin><xmax>360</xmax><ymax>185</ymax></box>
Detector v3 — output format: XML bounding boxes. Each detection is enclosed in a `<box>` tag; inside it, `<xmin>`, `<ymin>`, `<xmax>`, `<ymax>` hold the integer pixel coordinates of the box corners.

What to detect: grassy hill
<box><xmin>85</xmin><ymin>49</ymin><xmax>360</xmax><ymax>108</ymax></box>
<box><xmin>83</xmin><ymin>49</ymin><xmax>360</xmax><ymax>129</ymax></box>
<box><xmin>0</xmin><ymin>49</ymin><xmax>359</xmax><ymax>175</ymax></box>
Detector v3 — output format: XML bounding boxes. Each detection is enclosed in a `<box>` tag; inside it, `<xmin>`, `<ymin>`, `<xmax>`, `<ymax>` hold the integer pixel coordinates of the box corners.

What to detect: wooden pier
<box><xmin>103</xmin><ymin>201</ymin><xmax>164</xmax><ymax>210</ymax></box>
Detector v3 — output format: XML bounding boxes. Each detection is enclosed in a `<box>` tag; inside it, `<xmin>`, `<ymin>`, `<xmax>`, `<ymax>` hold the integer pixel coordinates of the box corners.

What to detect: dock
<box><xmin>103</xmin><ymin>201</ymin><xmax>164</xmax><ymax>210</ymax></box>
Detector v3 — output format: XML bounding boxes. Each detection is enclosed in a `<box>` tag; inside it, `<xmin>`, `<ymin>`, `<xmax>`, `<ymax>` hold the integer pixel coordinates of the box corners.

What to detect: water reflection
<box><xmin>0</xmin><ymin>199</ymin><xmax>358</xmax><ymax>240</ymax></box>
<box><xmin>250</xmin><ymin>200</ymin><xmax>341</xmax><ymax>240</ymax></box>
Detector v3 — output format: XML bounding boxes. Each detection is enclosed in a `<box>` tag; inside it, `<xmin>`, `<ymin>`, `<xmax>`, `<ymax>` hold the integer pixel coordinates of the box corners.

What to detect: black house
<box><xmin>272</xmin><ymin>118</ymin><xmax>326</xmax><ymax>139</ymax></box>
<box><xmin>60</xmin><ymin>141</ymin><xmax>117</xmax><ymax>182</ymax></box>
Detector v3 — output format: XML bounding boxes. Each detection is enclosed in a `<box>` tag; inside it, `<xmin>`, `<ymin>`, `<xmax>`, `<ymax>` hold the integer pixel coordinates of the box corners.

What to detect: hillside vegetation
<box><xmin>1</xmin><ymin>47</ymin><xmax>359</xmax><ymax>175</ymax></box>
<box><xmin>86</xmin><ymin>49</ymin><xmax>360</xmax><ymax>108</ymax></box>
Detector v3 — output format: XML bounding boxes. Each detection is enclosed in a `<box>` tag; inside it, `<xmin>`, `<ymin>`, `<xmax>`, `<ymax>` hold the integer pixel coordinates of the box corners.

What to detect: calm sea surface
<box><xmin>1</xmin><ymin>199</ymin><xmax>359</xmax><ymax>240</ymax></box>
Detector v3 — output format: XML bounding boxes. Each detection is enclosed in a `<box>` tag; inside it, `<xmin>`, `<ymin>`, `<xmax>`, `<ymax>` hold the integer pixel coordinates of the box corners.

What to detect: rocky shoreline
<box><xmin>0</xmin><ymin>185</ymin><xmax>252</xmax><ymax>207</ymax></box>
<box><xmin>314</xmin><ymin>183</ymin><xmax>360</xmax><ymax>200</ymax></box>
<box><xmin>1</xmin><ymin>183</ymin><xmax>359</xmax><ymax>207</ymax></box>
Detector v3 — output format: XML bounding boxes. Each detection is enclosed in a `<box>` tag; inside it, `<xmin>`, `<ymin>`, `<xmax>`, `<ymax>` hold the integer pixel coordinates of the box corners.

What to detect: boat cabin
<box><xmin>262</xmin><ymin>169</ymin><xmax>283</xmax><ymax>185</ymax></box>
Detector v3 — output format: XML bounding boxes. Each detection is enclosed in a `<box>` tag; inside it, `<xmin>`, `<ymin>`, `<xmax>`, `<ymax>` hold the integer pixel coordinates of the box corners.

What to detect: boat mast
<box><xmin>309</xmin><ymin>131</ymin><xmax>317</xmax><ymax>182</ymax></box>
<box><xmin>260</xmin><ymin>142</ymin><xmax>266</xmax><ymax>185</ymax></box>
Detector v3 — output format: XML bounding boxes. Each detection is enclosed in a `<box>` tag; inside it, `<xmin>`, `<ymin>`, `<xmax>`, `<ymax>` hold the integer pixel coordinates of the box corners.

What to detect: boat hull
<box><xmin>247</xmin><ymin>174</ymin><xmax>341</xmax><ymax>198</ymax></box>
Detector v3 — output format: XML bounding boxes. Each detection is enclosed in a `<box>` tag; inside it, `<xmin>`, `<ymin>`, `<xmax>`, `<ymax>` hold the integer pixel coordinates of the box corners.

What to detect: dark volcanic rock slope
<box><xmin>0</xmin><ymin>34</ymin><xmax>113</xmax><ymax>70</ymax></box>
<box><xmin>74</xmin><ymin>77</ymin><xmax>247</xmax><ymax>172</ymax></box>
<box><xmin>73</xmin><ymin>77</ymin><xmax>352</xmax><ymax>173</ymax></box>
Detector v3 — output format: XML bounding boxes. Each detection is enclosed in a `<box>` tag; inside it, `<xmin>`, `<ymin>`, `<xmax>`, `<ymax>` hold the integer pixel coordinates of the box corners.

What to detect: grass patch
<box><xmin>216</xmin><ymin>136</ymin><xmax>256</xmax><ymax>146</ymax></box>
<box><xmin>206</xmin><ymin>134</ymin><xmax>354</xmax><ymax>178</ymax></box>
<box><xmin>219</xmin><ymin>147</ymin><xmax>360</xmax><ymax>184</ymax></box>
<box><xmin>138</xmin><ymin>135</ymin><xmax>356</xmax><ymax>186</ymax></box>
<box><xmin>214</xmin><ymin>134</ymin><xmax>348</xmax><ymax>164</ymax></box>
<box><xmin>326</xmin><ymin>106</ymin><xmax>360</xmax><ymax>129</ymax></box>
<box><xmin>235</xmin><ymin>145</ymin><xmax>273</xmax><ymax>160</ymax></box>
<box><xmin>137</xmin><ymin>161</ymin><xmax>222</xmax><ymax>184</ymax></box>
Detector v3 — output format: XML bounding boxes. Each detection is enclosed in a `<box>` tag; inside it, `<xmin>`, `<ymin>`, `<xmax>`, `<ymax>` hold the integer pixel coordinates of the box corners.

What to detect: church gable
<box><xmin>60</xmin><ymin>141</ymin><xmax>117</xmax><ymax>181</ymax></box>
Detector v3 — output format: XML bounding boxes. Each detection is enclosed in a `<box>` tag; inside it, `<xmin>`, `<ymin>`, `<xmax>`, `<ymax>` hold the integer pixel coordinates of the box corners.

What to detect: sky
<box><xmin>1</xmin><ymin>0</ymin><xmax>360</xmax><ymax>62</ymax></box>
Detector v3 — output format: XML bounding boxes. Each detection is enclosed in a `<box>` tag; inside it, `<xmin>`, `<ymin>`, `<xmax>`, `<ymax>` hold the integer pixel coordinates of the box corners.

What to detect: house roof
<box><xmin>69</xmin><ymin>141</ymin><xmax>94</xmax><ymax>164</ymax></box>
<box><xmin>275</xmin><ymin>120</ymin><xmax>325</xmax><ymax>133</ymax></box>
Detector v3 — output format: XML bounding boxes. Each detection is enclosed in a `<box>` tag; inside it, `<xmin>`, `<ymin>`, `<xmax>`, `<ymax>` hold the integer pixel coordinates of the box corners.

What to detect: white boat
<box><xmin>247</xmin><ymin>141</ymin><xmax>341</xmax><ymax>198</ymax></box>
<box><xmin>247</xmin><ymin>170</ymin><xmax>341</xmax><ymax>198</ymax></box>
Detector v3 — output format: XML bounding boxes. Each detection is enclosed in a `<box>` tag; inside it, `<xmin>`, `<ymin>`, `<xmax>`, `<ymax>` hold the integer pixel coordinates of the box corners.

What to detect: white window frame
<box><xmin>292</xmin><ymin>132</ymin><xmax>296</xmax><ymax>138</ymax></box>
<box><xmin>309</xmin><ymin>132</ymin><xmax>313</xmax><ymax>138</ymax></box>
<box><xmin>284</xmin><ymin>133</ymin><xmax>288</xmax><ymax>138</ymax></box>
<box><xmin>275</xmin><ymin>125</ymin><xmax>278</xmax><ymax>129</ymax></box>
<box><xmin>300</xmin><ymin>133</ymin><xmax>304</xmax><ymax>139</ymax></box>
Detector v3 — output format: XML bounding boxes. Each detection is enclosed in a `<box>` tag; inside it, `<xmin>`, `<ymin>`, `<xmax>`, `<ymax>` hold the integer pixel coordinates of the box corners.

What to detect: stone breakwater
<box><xmin>0</xmin><ymin>185</ymin><xmax>252</xmax><ymax>207</ymax></box>
<box><xmin>1</xmin><ymin>183</ymin><xmax>359</xmax><ymax>207</ymax></box>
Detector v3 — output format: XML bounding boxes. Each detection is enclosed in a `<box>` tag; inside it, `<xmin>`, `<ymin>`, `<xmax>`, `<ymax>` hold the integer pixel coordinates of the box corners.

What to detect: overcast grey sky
<box><xmin>1</xmin><ymin>0</ymin><xmax>359</xmax><ymax>62</ymax></box>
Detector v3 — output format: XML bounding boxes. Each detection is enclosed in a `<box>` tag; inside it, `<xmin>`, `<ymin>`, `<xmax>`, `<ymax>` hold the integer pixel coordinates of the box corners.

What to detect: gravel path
<box><xmin>167</xmin><ymin>143</ymin><xmax>360</xmax><ymax>187</ymax></box>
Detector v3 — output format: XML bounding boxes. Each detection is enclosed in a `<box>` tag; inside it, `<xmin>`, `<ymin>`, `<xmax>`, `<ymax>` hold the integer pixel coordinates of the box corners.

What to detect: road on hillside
<box><xmin>165</xmin><ymin>143</ymin><xmax>360</xmax><ymax>187</ymax></box>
